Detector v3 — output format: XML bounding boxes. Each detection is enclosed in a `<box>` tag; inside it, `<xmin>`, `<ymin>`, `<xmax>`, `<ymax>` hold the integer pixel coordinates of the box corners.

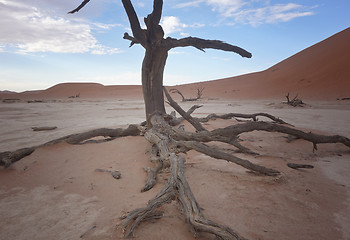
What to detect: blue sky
<box><xmin>0</xmin><ymin>0</ymin><xmax>349</xmax><ymax>92</ymax></box>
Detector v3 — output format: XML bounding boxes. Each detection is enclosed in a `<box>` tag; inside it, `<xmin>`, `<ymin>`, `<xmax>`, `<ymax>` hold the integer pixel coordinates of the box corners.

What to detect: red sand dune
<box><xmin>176</xmin><ymin>27</ymin><xmax>350</xmax><ymax>101</ymax></box>
<box><xmin>1</xmin><ymin>27</ymin><xmax>349</xmax><ymax>101</ymax></box>
<box><xmin>40</xmin><ymin>83</ymin><xmax>142</xmax><ymax>99</ymax></box>
<box><xmin>2</xmin><ymin>83</ymin><xmax>143</xmax><ymax>100</ymax></box>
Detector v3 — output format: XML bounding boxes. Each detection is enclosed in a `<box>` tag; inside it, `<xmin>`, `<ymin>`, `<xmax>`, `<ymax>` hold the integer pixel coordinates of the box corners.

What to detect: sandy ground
<box><xmin>0</xmin><ymin>98</ymin><xmax>350</xmax><ymax>240</ymax></box>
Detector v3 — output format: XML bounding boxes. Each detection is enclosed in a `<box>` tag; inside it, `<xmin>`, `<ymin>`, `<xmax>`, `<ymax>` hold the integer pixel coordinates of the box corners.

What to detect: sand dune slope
<box><xmin>177</xmin><ymin>28</ymin><xmax>350</xmax><ymax>101</ymax></box>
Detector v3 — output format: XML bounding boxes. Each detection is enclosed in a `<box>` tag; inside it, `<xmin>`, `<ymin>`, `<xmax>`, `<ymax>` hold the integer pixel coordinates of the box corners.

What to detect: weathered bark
<box><xmin>175</xmin><ymin>140</ymin><xmax>280</xmax><ymax>176</ymax></box>
<box><xmin>123</xmin><ymin>114</ymin><xmax>246</xmax><ymax>239</ymax></box>
<box><xmin>197</xmin><ymin>112</ymin><xmax>289</xmax><ymax>125</ymax></box>
<box><xmin>141</xmin><ymin>161</ymin><xmax>163</xmax><ymax>192</ymax></box>
<box><xmin>142</xmin><ymin>48</ymin><xmax>168</xmax><ymax>119</ymax></box>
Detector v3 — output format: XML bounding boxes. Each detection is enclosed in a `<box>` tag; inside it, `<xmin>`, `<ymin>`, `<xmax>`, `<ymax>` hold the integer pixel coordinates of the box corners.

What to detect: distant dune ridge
<box><xmin>1</xmin><ymin>27</ymin><xmax>349</xmax><ymax>101</ymax></box>
<box><xmin>1</xmin><ymin>83</ymin><xmax>143</xmax><ymax>100</ymax></box>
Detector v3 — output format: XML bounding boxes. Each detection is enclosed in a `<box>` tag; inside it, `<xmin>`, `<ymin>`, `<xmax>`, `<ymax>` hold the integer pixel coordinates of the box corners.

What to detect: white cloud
<box><xmin>91</xmin><ymin>22</ymin><xmax>123</xmax><ymax>31</ymax></box>
<box><xmin>161</xmin><ymin>16</ymin><xmax>187</xmax><ymax>36</ymax></box>
<box><xmin>206</xmin><ymin>0</ymin><xmax>246</xmax><ymax>17</ymax></box>
<box><xmin>231</xmin><ymin>3</ymin><xmax>314</xmax><ymax>26</ymax></box>
<box><xmin>0</xmin><ymin>0</ymin><xmax>119</xmax><ymax>54</ymax></box>
<box><xmin>175</xmin><ymin>0</ymin><xmax>315</xmax><ymax>26</ymax></box>
<box><xmin>91</xmin><ymin>45</ymin><xmax>121</xmax><ymax>55</ymax></box>
<box><xmin>160</xmin><ymin>16</ymin><xmax>204</xmax><ymax>36</ymax></box>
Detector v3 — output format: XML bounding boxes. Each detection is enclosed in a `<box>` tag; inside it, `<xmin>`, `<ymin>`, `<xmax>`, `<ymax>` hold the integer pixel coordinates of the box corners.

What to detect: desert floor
<box><xmin>0</xmin><ymin>98</ymin><xmax>349</xmax><ymax>240</ymax></box>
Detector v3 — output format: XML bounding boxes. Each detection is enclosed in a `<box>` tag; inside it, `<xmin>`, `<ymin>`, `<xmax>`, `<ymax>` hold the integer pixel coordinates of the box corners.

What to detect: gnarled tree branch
<box><xmin>121</xmin><ymin>0</ymin><xmax>146</xmax><ymax>44</ymax></box>
<box><xmin>123</xmin><ymin>33</ymin><xmax>140</xmax><ymax>47</ymax></box>
<box><xmin>68</xmin><ymin>0</ymin><xmax>90</xmax><ymax>14</ymax></box>
<box><xmin>197</xmin><ymin>112</ymin><xmax>289</xmax><ymax>125</ymax></box>
<box><xmin>165</xmin><ymin>37</ymin><xmax>252</xmax><ymax>58</ymax></box>
<box><xmin>147</xmin><ymin>0</ymin><xmax>163</xmax><ymax>25</ymax></box>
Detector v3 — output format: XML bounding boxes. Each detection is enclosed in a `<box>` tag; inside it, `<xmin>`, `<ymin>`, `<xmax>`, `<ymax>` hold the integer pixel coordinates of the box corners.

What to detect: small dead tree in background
<box><xmin>285</xmin><ymin>92</ymin><xmax>304</xmax><ymax>107</ymax></box>
<box><xmin>169</xmin><ymin>86</ymin><xmax>205</xmax><ymax>101</ymax></box>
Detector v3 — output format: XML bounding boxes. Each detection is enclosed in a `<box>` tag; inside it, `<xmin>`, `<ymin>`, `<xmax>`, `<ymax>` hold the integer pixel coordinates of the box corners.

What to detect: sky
<box><xmin>0</xmin><ymin>0</ymin><xmax>349</xmax><ymax>92</ymax></box>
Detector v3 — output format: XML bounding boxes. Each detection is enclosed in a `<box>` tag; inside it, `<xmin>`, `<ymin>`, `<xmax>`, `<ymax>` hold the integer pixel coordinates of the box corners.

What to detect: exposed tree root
<box><xmin>0</xmin><ymin>125</ymin><xmax>140</xmax><ymax>168</ymax></box>
<box><xmin>196</xmin><ymin>112</ymin><xmax>289</xmax><ymax>125</ymax></box>
<box><xmin>174</xmin><ymin>140</ymin><xmax>280</xmax><ymax>176</ymax></box>
<box><xmin>141</xmin><ymin>161</ymin><xmax>163</xmax><ymax>192</ymax></box>
<box><xmin>124</xmin><ymin>115</ymin><xmax>246</xmax><ymax>239</ymax></box>
<box><xmin>121</xmin><ymin>104</ymin><xmax>349</xmax><ymax>238</ymax></box>
<box><xmin>0</xmin><ymin>147</ymin><xmax>35</xmax><ymax>168</ymax></box>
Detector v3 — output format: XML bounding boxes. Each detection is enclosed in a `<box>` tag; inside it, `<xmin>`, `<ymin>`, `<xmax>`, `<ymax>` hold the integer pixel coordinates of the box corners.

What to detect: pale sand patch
<box><xmin>318</xmin><ymin>156</ymin><xmax>350</xmax><ymax>240</ymax></box>
<box><xmin>0</xmin><ymin>186</ymin><xmax>102</xmax><ymax>240</ymax></box>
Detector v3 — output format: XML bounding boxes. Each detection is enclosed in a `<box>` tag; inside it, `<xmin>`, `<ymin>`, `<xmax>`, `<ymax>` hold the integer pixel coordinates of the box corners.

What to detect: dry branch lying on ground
<box><xmin>0</xmin><ymin>125</ymin><xmax>140</xmax><ymax>168</ymax></box>
<box><xmin>1</xmin><ymin>96</ymin><xmax>349</xmax><ymax>239</ymax></box>
<box><xmin>32</xmin><ymin>126</ymin><xmax>57</xmax><ymax>131</ymax></box>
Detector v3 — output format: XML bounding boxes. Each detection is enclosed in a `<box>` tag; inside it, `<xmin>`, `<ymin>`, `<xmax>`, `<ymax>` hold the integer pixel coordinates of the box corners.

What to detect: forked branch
<box><xmin>169</xmin><ymin>87</ymin><xmax>204</xmax><ymax>102</ymax></box>
<box><xmin>121</xmin><ymin>0</ymin><xmax>146</xmax><ymax>43</ymax></box>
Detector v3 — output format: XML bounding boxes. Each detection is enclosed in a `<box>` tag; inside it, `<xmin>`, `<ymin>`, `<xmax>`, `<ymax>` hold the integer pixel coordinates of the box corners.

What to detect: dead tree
<box><xmin>285</xmin><ymin>92</ymin><xmax>304</xmax><ymax>107</ymax></box>
<box><xmin>70</xmin><ymin>0</ymin><xmax>251</xmax><ymax>124</ymax></box>
<box><xmin>1</xmin><ymin>1</ymin><xmax>349</xmax><ymax>240</ymax></box>
<box><xmin>169</xmin><ymin>86</ymin><xmax>205</xmax><ymax>101</ymax></box>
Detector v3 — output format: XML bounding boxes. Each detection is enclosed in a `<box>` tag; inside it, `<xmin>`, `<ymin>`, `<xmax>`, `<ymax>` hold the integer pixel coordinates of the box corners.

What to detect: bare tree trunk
<box><xmin>142</xmin><ymin>47</ymin><xmax>168</xmax><ymax>121</ymax></box>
